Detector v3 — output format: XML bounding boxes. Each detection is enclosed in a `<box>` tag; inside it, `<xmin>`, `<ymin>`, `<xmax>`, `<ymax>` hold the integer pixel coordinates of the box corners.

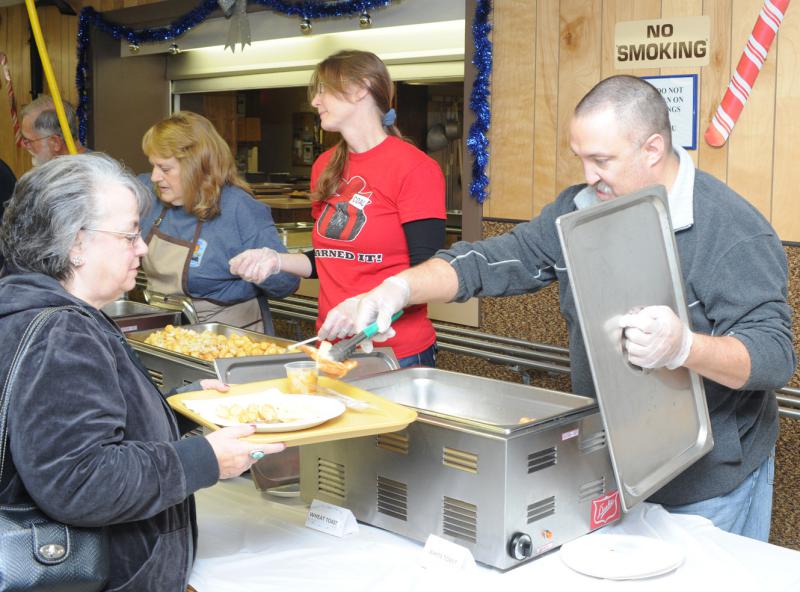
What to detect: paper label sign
<box><xmin>642</xmin><ymin>75</ymin><xmax>699</xmax><ymax>150</ymax></box>
<box><xmin>615</xmin><ymin>16</ymin><xmax>710</xmax><ymax>69</ymax></box>
<box><xmin>562</xmin><ymin>428</ymin><xmax>580</xmax><ymax>441</ymax></box>
<box><xmin>305</xmin><ymin>499</ymin><xmax>359</xmax><ymax>537</ymax></box>
<box><xmin>421</xmin><ymin>534</ymin><xmax>476</xmax><ymax>571</ymax></box>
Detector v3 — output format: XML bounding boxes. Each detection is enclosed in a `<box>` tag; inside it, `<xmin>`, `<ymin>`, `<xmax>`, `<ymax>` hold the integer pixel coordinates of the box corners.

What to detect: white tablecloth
<box><xmin>190</xmin><ymin>477</ymin><xmax>800</xmax><ymax>592</ymax></box>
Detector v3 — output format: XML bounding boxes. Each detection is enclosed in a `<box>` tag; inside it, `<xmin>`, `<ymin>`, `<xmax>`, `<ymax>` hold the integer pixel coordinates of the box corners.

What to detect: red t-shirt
<box><xmin>311</xmin><ymin>136</ymin><xmax>446</xmax><ymax>358</ymax></box>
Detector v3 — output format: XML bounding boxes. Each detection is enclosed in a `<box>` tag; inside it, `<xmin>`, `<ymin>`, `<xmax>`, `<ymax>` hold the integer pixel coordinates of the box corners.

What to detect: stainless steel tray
<box><xmin>101</xmin><ymin>300</ymin><xmax>182</xmax><ymax>334</ymax></box>
<box><xmin>126</xmin><ymin>322</ymin><xmax>295</xmax><ymax>365</ymax></box>
<box><xmin>349</xmin><ymin>367</ymin><xmax>596</xmax><ymax>435</ymax></box>
<box><xmin>102</xmin><ymin>300</ymin><xmax>167</xmax><ymax>318</ymax></box>
<box><xmin>556</xmin><ymin>186</ymin><xmax>712</xmax><ymax>510</ymax></box>
<box><xmin>214</xmin><ymin>347</ymin><xmax>400</xmax><ymax>384</ymax></box>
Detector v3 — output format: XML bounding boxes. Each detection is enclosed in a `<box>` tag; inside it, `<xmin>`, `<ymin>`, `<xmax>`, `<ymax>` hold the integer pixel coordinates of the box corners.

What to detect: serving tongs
<box><xmin>327</xmin><ymin>311</ymin><xmax>404</xmax><ymax>362</ymax></box>
<box><xmin>143</xmin><ymin>289</ymin><xmax>199</xmax><ymax>324</ymax></box>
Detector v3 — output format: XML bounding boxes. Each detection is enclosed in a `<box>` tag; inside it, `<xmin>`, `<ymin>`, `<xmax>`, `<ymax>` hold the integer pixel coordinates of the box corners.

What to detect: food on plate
<box><xmin>143</xmin><ymin>325</ymin><xmax>286</xmax><ymax>360</ymax></box>
<box><xmin>298</xmin><ymin>341</ymin><xmax>358</xmax><ymax>379</ymax></box>
<box><xmin>215</xmin><ymin>401</ymin><xmax>299</xmax><ymax>424</ymax></box>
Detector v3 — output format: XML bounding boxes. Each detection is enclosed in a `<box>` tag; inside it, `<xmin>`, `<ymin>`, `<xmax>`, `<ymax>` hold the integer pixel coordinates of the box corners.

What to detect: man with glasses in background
<box><xmin>19</xmin><ymin>94</ymin><xmax>87</xmax><ymax>166</ymax></box>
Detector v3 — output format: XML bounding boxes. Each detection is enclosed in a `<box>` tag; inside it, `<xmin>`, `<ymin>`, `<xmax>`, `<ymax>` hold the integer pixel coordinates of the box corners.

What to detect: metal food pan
<box><xmin>349</xmin><ymin>367</ymin><xmax>595</xmax><ymax>435</ymax></box>
<box><xmin>101</xmin><ymin>300</ymin><xmax>182</xmax><ymax>334</ymax></box>
<box><xmin>214</xmin><ymin>347</ymin><xmax>400</xmax><ymax>384</ymax></box>
<box><xmin>127</xmin><ymin>322</ymin><xmax>293</xmax><ymax>345</ymax></box>
<box><xmin>129</xmin><ymin>342</ymin><xmax>215</xmax><ymax>391</ymax></box>
<box><xmin>102</xmin><ymin>300</ymin><xmax>167</xmax><ymax>318</ymax></box>
<box><xmin>126</xmin><ymin>322</ymin><xmax>295</xmax><ymax>364</ymax></box>
<box><xmin>127</xmin><ymin>323</ymin><xmax>301</xmax><ymax>391</ymax></box>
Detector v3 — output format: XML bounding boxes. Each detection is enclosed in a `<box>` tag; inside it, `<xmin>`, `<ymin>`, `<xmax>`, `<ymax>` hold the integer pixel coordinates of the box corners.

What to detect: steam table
<box><xmin>189</xmin><ymin>477</ymin><xmax>800</xmax><ymax>591</ymax></box>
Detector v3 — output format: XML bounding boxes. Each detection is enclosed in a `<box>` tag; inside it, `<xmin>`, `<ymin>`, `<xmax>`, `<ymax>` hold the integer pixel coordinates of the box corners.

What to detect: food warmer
<box><xmin>300</xmin><ymin>187</ymin><xmax>713</xmax><ymax>570</ymax></box>
<box><xmin>126</xmin><ymin>322</ymin><xmax>399</xmax><ymax>393</ymax></box>
<box><xmin>125</xmin><ymin>323</ymin><xmax>296</xmax><ymax>391</ymax></box>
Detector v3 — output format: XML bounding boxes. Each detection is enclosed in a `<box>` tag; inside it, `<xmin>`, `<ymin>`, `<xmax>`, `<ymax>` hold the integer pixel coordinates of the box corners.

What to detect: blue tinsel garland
<box><xmin>76</xmin><ymin>0</ymin><xmax>394</xmax><ymax>144</ymax></box>
<box><xmin>466</xmin><ymin>0</ymin><xmax>492</xmax><ymax>204</ymax></box>
<box><xmin>76</xmin><ymin>0</ymin><xmax>493</xmax><ymax>204</ymax></box>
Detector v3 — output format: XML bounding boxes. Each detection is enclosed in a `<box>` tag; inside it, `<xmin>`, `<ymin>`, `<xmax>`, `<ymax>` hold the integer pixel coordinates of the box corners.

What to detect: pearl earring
<box><xmin>70</xmin><ymin>256</ymin><xmax>84</xmax><ymax>267</ymax></box>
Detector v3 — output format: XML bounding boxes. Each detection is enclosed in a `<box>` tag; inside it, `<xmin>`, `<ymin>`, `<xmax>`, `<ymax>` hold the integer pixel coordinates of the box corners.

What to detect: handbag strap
<box><xmin>0</xmin><ymin>305</ymin><xmax>87</xmax><ymax>485</ymax></box>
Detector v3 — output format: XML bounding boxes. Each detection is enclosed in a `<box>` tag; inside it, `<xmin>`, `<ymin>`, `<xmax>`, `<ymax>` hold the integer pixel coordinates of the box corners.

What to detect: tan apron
<box><xmin>142</xmin><ymin>207</ymin><xmax>265</xmax><ymax>332</ymax></box>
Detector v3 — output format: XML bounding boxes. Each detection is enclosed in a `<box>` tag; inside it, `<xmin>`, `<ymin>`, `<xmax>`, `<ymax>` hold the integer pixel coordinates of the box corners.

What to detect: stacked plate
<box><xmin>560</xmin><ymin>534</ymin><xmax>685</xmax><ymax>580</ymax></box>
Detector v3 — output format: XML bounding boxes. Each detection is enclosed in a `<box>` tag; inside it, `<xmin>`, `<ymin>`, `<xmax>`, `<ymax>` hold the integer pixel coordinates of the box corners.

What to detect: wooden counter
<box><xmin>259</xmin><ymin>196</ymin><xmax>312</xmax><ymax>224</ymax></box>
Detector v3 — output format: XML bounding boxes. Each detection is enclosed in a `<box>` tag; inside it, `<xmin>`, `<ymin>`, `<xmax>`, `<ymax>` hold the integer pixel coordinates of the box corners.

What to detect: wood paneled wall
<box><xmin>486</xmin><ymin>0</ymin><xmax>800</xmax><ymax>242</ymax></box>
<box><xmin>0</xmin><ymin>4</ymin><xmax>78</xmax><ymax>177</ymax></box>
<box><xmin>0</xmin><ymin>0</ymin><xmax>163</xmax><ymax>178</ymax></box>
<box><xmin>4</xmin><ymin>0</ymin><xmax>799</xmax><ymax>240</ymax></box>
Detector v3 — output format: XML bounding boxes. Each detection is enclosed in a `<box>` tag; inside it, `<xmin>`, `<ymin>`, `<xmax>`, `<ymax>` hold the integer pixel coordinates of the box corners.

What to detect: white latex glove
<box><xmin>619</xmin><ymin>305</ymin><xmax>693</xmax><ymax>370</ymax></box>
<box><xmin>205</xmin><ymin>425</ymin><xmax>286</xmax><ymax>479</ymax></box>
<box><xmin>354</xmin><ymin>276</ymin><xmax>410</xmax><ymax>353</ymax></box>
<box><xmin>318</xmin><ymin>297</ymin><xmax>361</xmax><ymax>341</ymax></box>
<box><xmin>229</xmin><ymin>248</ymin><xmax>281</xmax><ymax>284</ymax></box>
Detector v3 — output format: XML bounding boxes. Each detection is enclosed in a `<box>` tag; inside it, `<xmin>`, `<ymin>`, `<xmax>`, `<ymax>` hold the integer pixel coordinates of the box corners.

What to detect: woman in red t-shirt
<box><xmin>230</xmin><ymin>50</ymin><xmax>446</xmax><ymax>367</ymax></box>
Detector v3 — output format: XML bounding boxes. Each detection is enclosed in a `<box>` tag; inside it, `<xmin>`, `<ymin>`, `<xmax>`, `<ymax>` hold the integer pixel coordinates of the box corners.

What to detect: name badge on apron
<box><xmin>190</xmin><ymin>239</ymin><xmax>208</xmax><ymax>268</ymax></box>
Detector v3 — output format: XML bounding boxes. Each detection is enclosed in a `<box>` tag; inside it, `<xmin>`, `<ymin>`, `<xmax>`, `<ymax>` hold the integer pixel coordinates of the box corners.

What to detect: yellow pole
<box><xmin>23</xmin><ymin>0</ymin><xmax>78</xmax><ymax>154</ymax></box>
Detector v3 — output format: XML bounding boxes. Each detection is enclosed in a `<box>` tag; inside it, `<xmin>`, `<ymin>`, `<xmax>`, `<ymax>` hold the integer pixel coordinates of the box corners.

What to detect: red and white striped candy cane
<box><xmin>705</xmin><ymin>0</ymin><xmax>791</xmax><ymax>147</ymax></box>
<box><xmin>0</xmin><ymin>52</ymin><xmax>22</xmax><ymax>148</ymax></box>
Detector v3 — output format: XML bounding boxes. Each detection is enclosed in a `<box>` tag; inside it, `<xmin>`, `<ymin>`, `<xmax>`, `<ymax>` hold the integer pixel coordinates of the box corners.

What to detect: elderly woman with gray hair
<box><xmin>0</xmin><ymin>153</ymin><xmax>284</xmax><ymax>591</ymax></box>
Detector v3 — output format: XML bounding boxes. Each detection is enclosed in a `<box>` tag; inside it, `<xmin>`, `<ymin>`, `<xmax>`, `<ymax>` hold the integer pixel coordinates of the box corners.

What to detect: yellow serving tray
<box><xmin>167</xmin><ymin>376</ymin><xmax>417</xmax><ymax>446</ymax></box>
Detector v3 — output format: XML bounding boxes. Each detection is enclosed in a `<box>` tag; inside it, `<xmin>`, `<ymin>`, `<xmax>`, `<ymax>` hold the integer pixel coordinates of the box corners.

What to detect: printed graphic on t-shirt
<box><xmin>313</xmin><ymin>248</ymin><xmax>383</xmax><ymax>264</ymax></box>
<box><xmin>317</xmin><ymin>176</ymin><xmax>372</xmax><ymax>241</ymax></box>
<box><xmin>190</xmin><ymin>238</ymin><xmax>207</xmax><ymax>268</ymax></box>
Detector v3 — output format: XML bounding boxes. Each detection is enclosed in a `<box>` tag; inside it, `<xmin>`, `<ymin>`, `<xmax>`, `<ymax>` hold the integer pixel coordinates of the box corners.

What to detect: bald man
<box><xmin>321</xmin><ymin>75</ymin><xmax>795</xmax><ymax>542</ymax></box>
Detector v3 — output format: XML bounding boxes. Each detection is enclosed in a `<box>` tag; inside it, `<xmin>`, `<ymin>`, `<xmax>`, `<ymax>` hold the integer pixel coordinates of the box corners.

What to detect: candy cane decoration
<box><xmin>0</xmin><ymin>52</ymin><xmax>22</xmax><ymax>147</ymax></box>
<box><xmin>705</xmin><ymin>0</ymin><xmax>791</xmax><ymax>147</ymax></box>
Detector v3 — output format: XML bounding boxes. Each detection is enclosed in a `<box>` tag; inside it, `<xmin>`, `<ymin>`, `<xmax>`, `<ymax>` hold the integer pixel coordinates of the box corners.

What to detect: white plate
<box><xmin>183</xmin><ymin>389</ymin><xmax>346</xmax><ymax>433</ymax></box>
<box><xmin>560</xmin><ymin>533</ymin><xmax>685</xmax><ymax>580</ymax></box>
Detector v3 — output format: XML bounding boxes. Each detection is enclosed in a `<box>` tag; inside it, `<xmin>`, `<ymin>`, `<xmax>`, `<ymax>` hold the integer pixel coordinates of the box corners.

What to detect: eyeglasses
<box><xmin>20</xmin><ymin>133</ymin><xmax>55</xmax><ymax>148</ymax></box>
<box><xmin>83</xmin><ymin>227</ymin><xmax>142</xmax><ymax>246</ymax></box>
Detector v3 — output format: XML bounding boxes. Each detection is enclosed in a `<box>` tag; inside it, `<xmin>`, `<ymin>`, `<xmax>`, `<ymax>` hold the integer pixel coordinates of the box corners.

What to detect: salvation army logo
<box><xmin>317</xmin><ymin>176</ymin><xmax>372</xmax><ymax>241</ymax></box>
<box><xmin>590</xmin><ymin>490</ymin><xmax>621</xmax><ymax>530</ymax></box>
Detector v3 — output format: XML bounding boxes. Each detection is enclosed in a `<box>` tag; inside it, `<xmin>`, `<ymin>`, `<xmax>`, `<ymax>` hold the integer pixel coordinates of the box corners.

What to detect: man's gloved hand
<box><xmin>318</xmin><ymin>297</ymin><xmax>361</xmax><ymax>341</ymax></box>
<box><xmin>229</xmin><ymin>248</ymin><xmax>281</xmax><ymax>284</ymax></box>
<box><xmin>354</xmin><ymin>276</ymin><xmax>410</xmax><ymax>353</ymax></box>
<box><xmin>619</xmin><ymin>305</ymin><xmax>693</xmax><ymax>370</ymax></box>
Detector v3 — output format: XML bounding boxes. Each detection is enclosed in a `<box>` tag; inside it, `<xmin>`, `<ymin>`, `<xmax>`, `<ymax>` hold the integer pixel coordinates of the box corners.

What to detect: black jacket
<box><xmin>0</xmin><ymin>158</ymin><xmax>16</xmax><ymax>270</ymax></box>
<box><xmin>0</xmin><ymin>273</ymin><xmax>219</xmax><ymax>591</ymax></box>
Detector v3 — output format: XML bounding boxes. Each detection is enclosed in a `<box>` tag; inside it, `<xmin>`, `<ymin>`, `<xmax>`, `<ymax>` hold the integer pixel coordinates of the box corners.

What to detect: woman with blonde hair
<box><xmin>230</xmin><ymin>49</ymin><xmax>446</xmax><ymax>367</ymax></box>
<box><xmin>141</xmin><ymin>111</ymin><xmax>298</xmax><ymax>332</ymax></box>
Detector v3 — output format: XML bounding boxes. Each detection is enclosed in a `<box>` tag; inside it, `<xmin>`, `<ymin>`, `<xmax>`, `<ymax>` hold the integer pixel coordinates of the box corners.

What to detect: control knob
<box><xmin>508</xmin><ymin>532</ymin><xmax>533</xmax><ymax>560</ymax></box>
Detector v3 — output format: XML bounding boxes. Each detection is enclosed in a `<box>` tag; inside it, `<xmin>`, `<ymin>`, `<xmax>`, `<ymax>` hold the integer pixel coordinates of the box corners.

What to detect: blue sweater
<box><xmin>138</xmin><ymin>178</ymin><xmax>299</xmax><ymax>304</ymax></box>
<box><xmin>437</xmin><ymin>171</ymin><xmax>795</xmax><ymax>505</ymax></box>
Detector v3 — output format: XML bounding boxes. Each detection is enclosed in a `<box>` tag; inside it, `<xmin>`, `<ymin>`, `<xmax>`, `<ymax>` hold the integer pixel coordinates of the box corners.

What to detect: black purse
<box><xmin>0</xmin><ymin>306</ymin><xmax>110</xmax><ymax>592</ymax></box>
